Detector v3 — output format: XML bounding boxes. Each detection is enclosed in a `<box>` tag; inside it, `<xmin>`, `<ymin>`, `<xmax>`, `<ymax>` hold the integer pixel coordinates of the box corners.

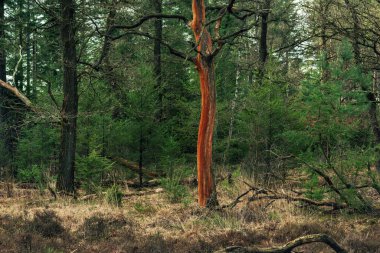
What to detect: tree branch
<box><xmin>214</xmin><ymin>234</ymin><xmax>347</xmax><ymax>253</ymax></box>
<box><xmin>112</xmin><ymin>14</ymin><xmax>188</xmax><ymax>30</ymax></box>
<box><xmin>0</xmin><ymin>79</ymin><xmax>34</xmax><ymax>110</ymax></box>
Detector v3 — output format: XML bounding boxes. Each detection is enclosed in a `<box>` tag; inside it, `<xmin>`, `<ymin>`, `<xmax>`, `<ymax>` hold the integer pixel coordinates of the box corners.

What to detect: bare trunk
<box><xmin>56</xmin><ymin>0</ymin><xmax>78</xmax><ymax>193</ymax></box>
<box><xmin>191</xmin><ymin>0</ymin><xmax>218</xmax><ymax>207</ymax></box>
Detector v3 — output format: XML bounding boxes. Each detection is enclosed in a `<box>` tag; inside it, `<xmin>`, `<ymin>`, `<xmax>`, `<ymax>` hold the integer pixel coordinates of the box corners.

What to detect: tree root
<box><xmin>214</xmin><ymin>234</ymin><xmax>347</xmax><ymax>253</ymax></box>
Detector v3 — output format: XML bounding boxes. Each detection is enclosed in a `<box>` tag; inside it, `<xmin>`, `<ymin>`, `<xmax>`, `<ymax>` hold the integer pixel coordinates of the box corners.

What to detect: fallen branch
<box><xmin>110</xmin><ymin>157</ymin><xmax>162</xmax><ymax>179</ymax></box>
<box><xmin>223</xmin><ymin>181</ymin><xmax>346</xmax><ymax>210</ymax></box>
<box><xmin>0</xmin><ymin>79</ymin><xmax>34</xmax><ymax>110</ymax></box>
<box><xmin>124</xmin><ymin>188</ymin><xmax>164</xmax><ymax>198</ymax></box>
<box><xmin>248</xmin><ymin>194</ymin><xmax>347</xmax><ymax>210</ymax></box>
<box><xmin>214</xmin><ymin>234</ymin><xmax>347</xmax><ymax>253</ymax></box>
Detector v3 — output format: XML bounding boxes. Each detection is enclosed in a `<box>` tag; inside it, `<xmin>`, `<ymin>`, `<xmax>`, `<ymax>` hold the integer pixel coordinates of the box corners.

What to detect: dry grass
<box><xmin>0</xmin><ymin>179</ymin><xmax>379</xmax><ymax>253</ymax></box>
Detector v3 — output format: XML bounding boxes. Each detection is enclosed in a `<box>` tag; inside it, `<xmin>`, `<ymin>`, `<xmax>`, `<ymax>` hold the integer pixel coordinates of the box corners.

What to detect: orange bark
<box><xmin>191</xmin><ymin>0</ymin><xmax>217</xmax><ymax>207</ymax></box>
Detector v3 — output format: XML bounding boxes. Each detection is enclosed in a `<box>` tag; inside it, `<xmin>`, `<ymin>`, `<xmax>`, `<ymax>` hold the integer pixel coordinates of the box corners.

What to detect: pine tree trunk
<box><xmin>191</xmin><ymin>0</ymin><xmax>218</xmax><ymax>207</ymax></box>
<box><xmin>56</xmin><ymin>0</ymin><xmax>78</xmax><ymax>193</ymax></box>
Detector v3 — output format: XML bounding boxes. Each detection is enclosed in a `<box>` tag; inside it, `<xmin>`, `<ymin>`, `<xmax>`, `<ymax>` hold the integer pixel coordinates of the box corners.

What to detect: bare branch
<box><xmin>111</xmin><ymin>31</ymin><xmax>196</xmax><ymax>63</ymax></box>
<box><xmin>214</xmin><ymin>234</ymin><xmax>347</xmax><ymax>253</ymax></box>
<box><xmin>0</xmin><ymin>79</ymin><xmax>34</xmax><ymax>110</ymax></box>
<box><xmin>112</xmin><ymin>14</ymin><xmax>188</xmax><ymax>30</ymax></box>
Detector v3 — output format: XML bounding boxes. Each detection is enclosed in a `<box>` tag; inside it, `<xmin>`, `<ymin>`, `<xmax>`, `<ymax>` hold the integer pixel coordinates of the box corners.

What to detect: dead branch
<box><xmin>214</xmin><ymin>234</ymin><xmax>347</xmax><ymax>253</ymax></box>
<box><xmin>0</xmin><ymin>79</ymin><xmax>34</xmax><ymax>110</ymax></box>
<box><xmin>110</xmin><ymin>157</ymin><xmax>162</xmax><ymax>179</ymax></box>
<box><xmin>222</xmin><ymin>180</ymin><xmax>346</xmax><ymax>210</ymax></box>
<box><xmin>124</xmin><ymin>188</ymin><xmax>164</xmax><ymax>198</ymax></box>
<box><xmin>112</xmin><ymin>14</ymin><xmax>188</xmax><ymax>30</ymax></box>
<box><xmin>221</xmin><ymin>188</ymin><xmax>252</xmax><ymax>208</ymax></box>
<box><xmin>248</xmin><ymin>194</ymin><xmax>347</xmax><ymax>210</ymax></box>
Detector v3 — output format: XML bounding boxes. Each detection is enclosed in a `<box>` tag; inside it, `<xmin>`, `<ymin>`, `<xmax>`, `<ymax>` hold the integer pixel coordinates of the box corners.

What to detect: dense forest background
<box><xmin>0</xmin><ymin>0</ymin><xmax>380</xmax><ymax>252</ymax></box>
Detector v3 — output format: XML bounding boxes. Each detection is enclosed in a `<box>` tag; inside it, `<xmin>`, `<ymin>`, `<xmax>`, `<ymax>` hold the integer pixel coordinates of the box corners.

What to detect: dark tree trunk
<box><xmin>0</xmin><ymin>0</ymin><xmax>7</xmax><ymax>166</ymax></box>
<box><xmin>25</xmin><ymin>0</ymin><xmax>31</xmax><ymax>97</ymax></box>
<box><xmin>258</xmin><ymin>0</ymin><xmax>270</xmax><ymax>86</ymax></box>
<box><xmin>15</xmin><ymin>0</ymin><xmax>24</xmax><ymax>89</ymax></box>
<box><xmin>153</xmin><ymin>0</ymin><xmax>163</xmax><ymax>121</ymax></box>
<box><xmin>191</xmin><ymin>0</ymin><xmax>218</xmax><ymax>207</ymax></box>
<box><xmin>0</xmin><ymin>0</ymin><xmax>5</xmax><ymax>83</ymax></box>
<box><xmin>56</xmin><ymin>0</ymin><xmax>78</xmax><ymax>193</ymax></box>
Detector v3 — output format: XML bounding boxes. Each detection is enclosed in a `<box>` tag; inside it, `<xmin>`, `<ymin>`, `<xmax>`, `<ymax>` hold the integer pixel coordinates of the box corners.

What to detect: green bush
<box><xmin>17</xmin><ymin>165</ymin><xmax>46</xmax><ymax>191</ymax></box>
<box><xmin>76</xmin><ymin>151</ymin><xmax>114</xmax><ymax>194</ymax></box>
<box><xmin>160</xmin><ymin>168</ymin><xmax>191</xmax><ymax>204</ymax></box>
<box><xmin>105</xmin><ymin>184</ymin><xmax>123</xmax><ymax>207</ymax></box>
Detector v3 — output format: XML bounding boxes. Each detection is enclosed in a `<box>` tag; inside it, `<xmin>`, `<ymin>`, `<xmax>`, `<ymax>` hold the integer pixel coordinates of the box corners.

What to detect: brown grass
<box><xmin>0</xmin><ymin>180</ymin><xmax>379</xmax><ymax>253</ymax></box>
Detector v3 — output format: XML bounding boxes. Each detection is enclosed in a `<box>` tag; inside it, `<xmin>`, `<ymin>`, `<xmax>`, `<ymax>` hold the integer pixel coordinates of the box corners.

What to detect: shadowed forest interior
<box><xmin>0</xmin><ymin>0</ymin><xmax>380</xmax><ymax>252</ymax></box>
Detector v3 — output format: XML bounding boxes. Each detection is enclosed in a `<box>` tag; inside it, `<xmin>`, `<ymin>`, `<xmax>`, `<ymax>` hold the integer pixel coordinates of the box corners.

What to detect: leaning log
<box><xmin>110</xmin><ymin>157</ymin><xmax>161</xmax><ymax>179</ymax></box>
<box><xmin>214</xmin><ymin>234</ymin><xmax>347</xmax><ymax>253</ymax></box>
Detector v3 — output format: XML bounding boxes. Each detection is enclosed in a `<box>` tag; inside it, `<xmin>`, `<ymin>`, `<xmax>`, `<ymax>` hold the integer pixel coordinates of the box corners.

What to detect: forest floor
<box><xmin>0</xmin><ymin>178</ymin><xmax>379</xmax><ymax>253</ymax></box>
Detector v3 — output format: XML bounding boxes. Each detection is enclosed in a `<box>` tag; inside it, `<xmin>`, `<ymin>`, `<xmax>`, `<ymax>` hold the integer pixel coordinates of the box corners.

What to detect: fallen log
<box><xmin>110</xmin><ymin>157</ymin><xmax>162</xmax><ymax>179</ymax></box>
<box><xmin>214</xmin><ymin>234</ymin><xmax>347</xmax><ymax>253</ymax></box>
<box><xmin>124</xmin><ymin>188</ymin><xmax>164</xmax><ymax>197</ymax></box>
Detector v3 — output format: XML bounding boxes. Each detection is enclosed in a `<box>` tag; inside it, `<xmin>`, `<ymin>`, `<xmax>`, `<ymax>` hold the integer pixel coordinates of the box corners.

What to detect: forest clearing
<box><xmin>1</xmin><ymin>0</ymin><xmax>380</xmax><ymax>252</ymax></box>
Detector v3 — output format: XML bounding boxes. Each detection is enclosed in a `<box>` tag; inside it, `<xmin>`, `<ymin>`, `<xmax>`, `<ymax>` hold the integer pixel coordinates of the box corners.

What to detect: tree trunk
<box><xmin>25</xmin><ymin>0</ymin><xmax>31</xmax><ymax>97</ymax></box>
<box><xmin>0</xmin><ymin>0</ymin><xmax>8</xmax><ymax>168</ymax></box>
<box><xmin>191</xmin><ymin>0</ymin><xmax>218</xmax><ymax>207</ymax></box>
<box><xmin>0</xmin><ymin>0</ymin><xmax>5</xmax><ymax>83</ymax></box>
<box><xmin>258</xmin><ymin>0</ymin><xmax>270</xmax><ymax>86</ymax></box>
<box><xmin>56</xmin><ymin>0</ymin><xmax>78</xmax><ymax>193</ymax></box>
<box><xmin>153</xmin><ymin>0</ymin><xmax>163</xmax><ymax>121</ymax></box>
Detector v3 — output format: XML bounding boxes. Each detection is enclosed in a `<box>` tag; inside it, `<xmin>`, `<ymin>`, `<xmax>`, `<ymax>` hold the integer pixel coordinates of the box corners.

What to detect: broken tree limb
<box><xmin>0</xmin><ymin>79</ymin><xmax>34</xmax><ymax>110</ymax></box>
<box><xmin>214</xmin><ymin>234</ymin><xmax>347</xmax><ymax>253</ymax></box>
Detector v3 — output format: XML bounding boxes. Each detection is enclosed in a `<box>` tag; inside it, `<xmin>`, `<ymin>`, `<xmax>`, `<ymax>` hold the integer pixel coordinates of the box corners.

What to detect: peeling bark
<box><xmin>191</xmin><ymin>0</ymin><xmax>218</xmax><ymax>207</ymax></box>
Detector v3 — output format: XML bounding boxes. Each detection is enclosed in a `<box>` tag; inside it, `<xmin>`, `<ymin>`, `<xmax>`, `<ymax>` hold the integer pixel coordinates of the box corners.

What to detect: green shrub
<box><xmin>105</xmin><ymin>184</ymin><xmax>123</xmax><ymax>207</ymax></box>
<box><xmin>76</xmin><ymin>151</ymin><xmax>114</xmax><ymax>194</ymax></box>
<box><xmin>160</xmin><ymin>171</ymin><xmax>190</xmax><ymax>204</ymax></box>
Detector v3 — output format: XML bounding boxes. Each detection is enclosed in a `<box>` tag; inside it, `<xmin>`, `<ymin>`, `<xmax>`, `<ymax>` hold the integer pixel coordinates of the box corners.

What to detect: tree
<box><xmin>0</xmin><ymin>0</ymin><xmax>8</xmax><ymax>169</ymax></box>
<box><xmin>190</xmin><ymin>0</ymin><xmax>219</xmax><ymax>207</ymax></box>
<box><xmin>56</xmin><ymin>0</ymin><xmax>78</xmax><ymax>193</ymax></box>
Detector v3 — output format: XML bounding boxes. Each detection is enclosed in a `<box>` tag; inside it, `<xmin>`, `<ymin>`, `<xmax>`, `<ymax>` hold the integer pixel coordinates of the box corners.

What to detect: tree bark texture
<box><xmin>258</xmin><ymin>0</ymin><xmax>270</xmax><ymax>85</ymax></box>
<box><xmin>56</xmin><ymin>0</ymin><xmax>78</xmax><ymax>193</ymax></box>
<box><xmin>191</xmin><ymin>0</ymin><xmax>218</xmax><ymax>207</ymax></box>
